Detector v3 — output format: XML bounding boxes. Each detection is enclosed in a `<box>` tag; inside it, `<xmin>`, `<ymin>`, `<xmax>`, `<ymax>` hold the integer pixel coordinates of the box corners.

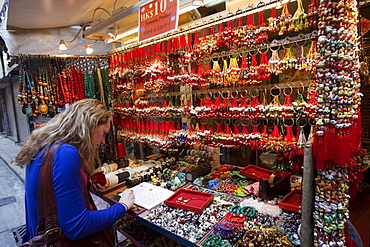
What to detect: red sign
<box><xmin>138</xmin><ymin>0</ymin><xmax>179</xmax><ymax>42</ymax></box>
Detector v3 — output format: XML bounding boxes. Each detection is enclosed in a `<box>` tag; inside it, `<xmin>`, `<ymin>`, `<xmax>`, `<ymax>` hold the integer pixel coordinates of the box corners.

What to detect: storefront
<box><xmin>7</xmin><ymin>0</ymin><xmax>370</xmax><ymax>246</ymax></box>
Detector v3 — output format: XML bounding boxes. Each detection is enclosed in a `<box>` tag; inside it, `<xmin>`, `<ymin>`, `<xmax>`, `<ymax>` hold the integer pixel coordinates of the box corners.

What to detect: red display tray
<box><xmin>165</xmin><ymin>188</ymin><xmax>214</xmax><ymax>213</ymax></box>
<box><xmin>239</xmin><ymin>165</ymin><xmax>273</xmax><ymax>181</ymax></box>
<box><xmin>278</xmin><ymin>189</ymin><xmax>302</xmax><ymax>213</ymax></box>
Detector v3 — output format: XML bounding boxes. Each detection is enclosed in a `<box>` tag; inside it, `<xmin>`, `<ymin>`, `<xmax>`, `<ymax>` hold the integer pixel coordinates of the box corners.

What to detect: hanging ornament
<box><xmin>258</xmin><ymin>52</ymin><xmax>271</xmax><ymax>80</ymax></box>
<box><xmin>267</xmin><ymin>7</ymin><xmax>280</xmax><ymax>34</ymax></box>
<box><xmin>248</xmin><ymin>53</ymin><xmax>260</xmax><ymax>85</ymax></box>
<box><xmin>221</xmin><ymin>57</ymin><xmax>230</xmax><ymax>86</ymax></box>
<box><xmin>296</xmin><ymin>44</ymin><xmax>306</xmax><ymax>70</ymax></box>
<box><xmin>304</xmin><ymin>40</ymin><xmax>317</xmax><ymax>73</ymax></box>
<box><xmin>249</xmin><ymin>123</ymin><xmax>263</xmax><ymax>150</ymax></box>
<box><xmin>281</xmin><ymin>85</ymin><xmax>295</xmax><ymax>118</ymax></box>
<box><xmin>307</xmin><ymin>0</ymin><xmax>318</xmax><ymax>29</ymax></box>
<box><xmin>256</xmin><ymin>10</ymin><xmax>268</xmax><ymax>43</ymax></box>
<box><xmin>268</xmin><ymin>85</ymin><xmax>283</xmax><ymax>118</ymax></box>
<box><xmin>267</xmin><ymin>123</ymin><xmax>283</xmax><ymax>151</ymax></box>
<box><xmin>268</xmin><ymin>41</ymin><xmax>282</xmax><ymax>75</ymax></box>
<box><xmin>234</xmin><ymin>16</ymin><xmax>246</xmax><ymax>46</ymax></box>
<box><xmin>291</xmin><ymin>0</ymin><xmax>308</xmax><ymax>32</ymax></box>
<box><xmin>292</xmin><ymin>84</ymin><xmax>308</xmax><ymax>117</ymax></box>
<box><xmin>229</xmin><ymin>92</ymin><xmax>241</xmax><ymax>118</ymax></box>
<box><xmin>279</xmin><ymin>3</ymin><xmax>292</xmax><ymax>35</ymax></box>
<box><xmin>210</xmin><ymin>55</ymin><xmax>222</xmax><ymax>85</ymax></box>
<box><xmin>227</xmin><ymin>51</ymin><xmax>240</xmax><ymax>84</ymax></box>
<box><xmin>281</xmin><ymin>45</ymin><xmax>297</xmax><ymax>71</ymax></box>
<box><xmin>238</xmin><ymin>51</ymin><xmax>250</xmax><ymax>85</ymax></box>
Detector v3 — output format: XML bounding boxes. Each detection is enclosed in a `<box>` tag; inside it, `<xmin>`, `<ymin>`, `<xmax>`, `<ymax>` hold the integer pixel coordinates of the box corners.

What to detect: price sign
<box><xmin>138</xmin><ymin>0</ymin><xmax>179</xmax><ymax>42</ymax></box>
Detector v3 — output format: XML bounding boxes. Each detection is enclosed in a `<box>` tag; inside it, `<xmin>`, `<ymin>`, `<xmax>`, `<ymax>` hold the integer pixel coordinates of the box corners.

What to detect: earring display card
<box><xmin>121</xmin><ymin>182</ymin><xmax>174</xmax><ymax>210</ymax></box>
<box><xmin>165</xmin><ymin>188</ymin><xmax>214</xmax><ymax>213</ymax></box>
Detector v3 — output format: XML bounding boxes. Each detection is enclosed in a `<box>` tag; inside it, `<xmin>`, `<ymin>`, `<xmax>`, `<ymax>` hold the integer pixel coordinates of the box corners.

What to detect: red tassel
<box><xmin>202</xmin><ymin>28</ymin><xmax>207</xmax><ymax>40</ymax></box>
<box><xmin>252</xmin><ymin>125</ymin><xmax>260</xmax><ymax>135</ymax></box>
<box><xmin>216</xmin><ymin>123</ymin><xmax>223</xmax><ymax>134</ymax></box>
<box><xmin>284</xmin><ymin>126</ymin><xmax>295</xmax><ymax>142</ymax></box>
<box><xmin>261</xmin><ymin>125</ymin><xmax>268</xmax><ymax>136</ymax></box>
<box><xmin>193</xmin><ymin>31</ymin><xmax>200</xmax><ymax>46</ymax></box>
<box><xmin>225</xmin><ymin>125</ymin><xmax>232</xmax><ymax>134</ymax></box>
<box><xmin>251</xmin><ymin>54</ymin><xmax>258</xmax><ymax>67</ymax></box>
<box><xmin>227</xmin><ymin>20</ymin><xmax>234</xmax><ymax>30</ymax></box>
<box><xmin>210</xmin><ymin>26</ymin><xmax>215</xmax><ymax>36</ymax></box>
<box><xmin>271</xmin><ymin>7</ymin><xmax>277</xmax><ymax>19</ymax></box>
<box><xmin>232</xmin><ymin>98</ymin><xmax>238</xmax><ymax>107</ymax></box>
<box><xmin>180</xmin><ymin>34</ymin><xmax>187</xmax><ymax>47</ymax></box>
<box><xmin>247</xmin><ymin>14</ymin><xmax>254</xmax><ymax>27</ymax></box>
<box><xmin>240</xmin><ymin>97</ymin><xmax>248</xmax><ymax>107</ymax></box>
<box><xmin>260</xmin><ymin>52</ymin><xmax>269</xmax><ymax>65</ymax></box>
<box><xmin>168</xmin><ymin>39</ymin><xmax>172</xmax><ymax>54</ymax></box>
<box><xmin>218</xmin><ymin>22</ymin><xmax>224</xmax><ymax>34</ymax></box>
<box><xmin>258</xmin><ymin>11</ymin><xmax>265</xmax><ymax>27</ymax></box>
<box><xmin>234</xmin><ymin>125</ymin><xmax>240</xmax><ymax>134</ymax></box>
<box><xmin>161</xmin><ymin>41</ymin><xmax>166</xmax><ymax>55</ymax></box>
<box><xmin>187</xmin><ymin>32</ymin><xmax>192</xmax><ymax>48</ymax></box>
<box><xmin>241</xmin><ymin>56</ymin><xmax>248</xmax><ymax>69</ymax></box>
<box><xmin>237</xmin><ymin>17</ymin><xmax>243</xmax><ymax>27</ymax></box>
<box><xmin>199</xmin><ymin>98</ymin><xmax>205</xmax><ymax>107</ymax></box>
<box><xmin>173</xmin><ymin>37</ymin><xmax>179</xmax><ymax>51</ymax></box>
<box><xmin>242</xmin><ymin>125</ymin><xmax>250</xmax><ymax>135</ymax></box>
<box><xmin>198</xmin><ymin>63</ymin><xmax>203</xmax><ymax>75</ymax></box>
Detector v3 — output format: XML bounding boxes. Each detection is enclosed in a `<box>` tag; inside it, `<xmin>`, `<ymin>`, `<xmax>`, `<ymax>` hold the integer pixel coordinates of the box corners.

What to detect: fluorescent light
<box><xmin>179</xmin><ymin>0</ymin><xmax>220</xmax><ymax>14</ymax></box>
<box><xmin>179</xmin><ymin>5</ymin><xmax>199</xmax><ymax>15</ymax></box>
<box><xmin>107</xmin><ymin>27</ymin><xmax>138</xmax><ymax>43</ymax></box>
<box><xmin>192</xmin><ymin>0</ymin><xmax>204</xmax><ymax>7</ymax></box>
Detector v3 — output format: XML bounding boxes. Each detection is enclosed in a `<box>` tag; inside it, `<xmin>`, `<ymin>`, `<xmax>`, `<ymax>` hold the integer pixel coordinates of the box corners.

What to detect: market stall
<box><xmin>15</xmin><ymin>0</ymin><xmax>368</xmax><ymax>246</ymax></box>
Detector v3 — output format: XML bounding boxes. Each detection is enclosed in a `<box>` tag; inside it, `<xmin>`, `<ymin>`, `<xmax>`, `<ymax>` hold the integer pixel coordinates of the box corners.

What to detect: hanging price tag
<box><xmin>138</xmin><ymin>0</ymin><xmax>179</xmax><ymax>42</ymax></box>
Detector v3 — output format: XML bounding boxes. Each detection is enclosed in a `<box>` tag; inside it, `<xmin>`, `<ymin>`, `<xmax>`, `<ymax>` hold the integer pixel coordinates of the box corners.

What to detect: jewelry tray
<box><xmin>278</xmin><ymin>189</ymin><xmax>302</xmax><ymax>213</ymax></box>
<box><xmin>165</xmin><ymin>188</ymin><xmax>214</xmax><ymax>213</ymax></box>
<box><xmin>239</xmin><ymin>164</ymin><xmax>274</xmax><ymax>181</ymax></box>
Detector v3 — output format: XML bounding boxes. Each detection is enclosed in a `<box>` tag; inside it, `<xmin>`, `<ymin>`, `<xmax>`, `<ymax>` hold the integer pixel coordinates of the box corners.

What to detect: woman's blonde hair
<box><xmin>14</xmin><ymin>99</ymin><xmax>112</xmax><ymax>174</ymax></box>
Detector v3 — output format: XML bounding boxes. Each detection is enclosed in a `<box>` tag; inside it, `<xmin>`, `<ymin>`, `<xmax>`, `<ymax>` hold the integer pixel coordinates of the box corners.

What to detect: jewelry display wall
<box><xmin>108</xmin><ymin>0</ymin><xmax>366</xmax><ymax>246</ymax></box>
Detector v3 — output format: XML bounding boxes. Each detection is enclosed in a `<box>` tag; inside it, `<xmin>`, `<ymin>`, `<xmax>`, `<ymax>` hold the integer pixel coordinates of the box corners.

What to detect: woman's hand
<box><xmin>90</xmin><ymin>183</ymin><xmax>106</xmax><ymax>193</ymax></box>
<box><xmin>119</xmin><ymin>189</ymin><xmax>135</xmax><ymax>211</ymax></box>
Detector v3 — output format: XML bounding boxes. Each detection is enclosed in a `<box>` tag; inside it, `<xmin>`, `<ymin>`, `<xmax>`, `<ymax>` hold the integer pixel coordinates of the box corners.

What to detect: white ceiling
<box><xmin>3</xmin><ymin>0</ymin><xmax>139</xmax><ymax>55</ymax></box>
<box><xmin>3</xmin><ymin>0</ymin><xmax>228</xmax><ymax>56</ymax></box>
<box><xmin>7</xmin><ymin>0</ymin><xmax>138</xmax><ymax>30</ymax></box>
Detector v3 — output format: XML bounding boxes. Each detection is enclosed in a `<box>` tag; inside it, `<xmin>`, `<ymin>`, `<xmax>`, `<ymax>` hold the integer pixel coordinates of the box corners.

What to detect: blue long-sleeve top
<box><xmin>23</xmin><ymin>144</ymin><xmax>126</xmax><ymax>242</ymax></box>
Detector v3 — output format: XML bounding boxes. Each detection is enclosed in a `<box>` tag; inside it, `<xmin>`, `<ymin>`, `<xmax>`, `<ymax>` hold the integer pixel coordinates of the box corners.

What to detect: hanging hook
<box><xmin>270</xmin><ymin>84</ymin><xmax>281</xmax><ymax>97</ymax></box>
<box><xmin>283</xmin><ymin>117</ymin><xmax>295</xmax><ymax>127</ymax></box>
<box><xmin>297</xmin><ymin>83</ymin><xmax>305</xmax><ymax>94</ymax></box>
<box><xmin>270</xmin><ymin>39</ymin><xmax>281</xmax><ymax>52</ymax></box>
<box><xmin>283</xmin><ymin>84</ymin><xmax>293</xmax><ymax>96</ymax></box>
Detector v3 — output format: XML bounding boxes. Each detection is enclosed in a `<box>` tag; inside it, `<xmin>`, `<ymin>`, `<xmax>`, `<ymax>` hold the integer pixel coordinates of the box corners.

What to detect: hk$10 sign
<box><xmin>139</xmin><ymin>0</ymin><xmax>179</xmax><ymax>42</ymax></box>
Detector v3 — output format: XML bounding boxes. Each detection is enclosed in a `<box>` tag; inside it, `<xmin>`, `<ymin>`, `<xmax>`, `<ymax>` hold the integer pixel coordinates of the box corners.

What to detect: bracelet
<box><xmin>119</xmin><ymin>202</ymin><xmax>129</xmax><ymax>212</ymax></box>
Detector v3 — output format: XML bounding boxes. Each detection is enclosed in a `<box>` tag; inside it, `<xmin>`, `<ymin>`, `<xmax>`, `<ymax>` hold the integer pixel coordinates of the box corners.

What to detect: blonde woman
<box><xmin>15</xmin><ymin>99</ymin><xmax>134</xmax><ymax>246</ymax></box>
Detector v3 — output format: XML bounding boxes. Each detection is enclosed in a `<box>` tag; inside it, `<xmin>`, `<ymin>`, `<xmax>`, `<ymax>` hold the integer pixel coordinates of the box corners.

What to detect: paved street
<box><xmin>0</xmin><ymin>158</ymin><xmax>25</xmax><ymax>247</ymax></box>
